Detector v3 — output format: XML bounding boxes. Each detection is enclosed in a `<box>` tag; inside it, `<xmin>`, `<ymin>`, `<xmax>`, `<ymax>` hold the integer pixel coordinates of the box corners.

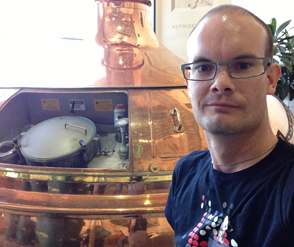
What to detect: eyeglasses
<box><xmin>181</xmin><ymin>57</ymin><xmax>271</xmax><ymax>81</ymax></box>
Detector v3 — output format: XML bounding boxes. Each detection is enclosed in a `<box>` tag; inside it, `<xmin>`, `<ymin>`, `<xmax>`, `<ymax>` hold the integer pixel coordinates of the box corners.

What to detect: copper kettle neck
<box><xmin>95</xmin><ymin>0</ymin><xmax>152</xmax><ymax>6</ymax></box>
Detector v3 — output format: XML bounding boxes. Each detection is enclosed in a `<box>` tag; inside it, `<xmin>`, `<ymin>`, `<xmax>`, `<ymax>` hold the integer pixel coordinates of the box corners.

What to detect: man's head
<box><xmin>187</xmin><ymin>5</ymin><xmax>274</xmax><ymax>61</ymax></box>
<box><xmin>185</xmin><ymin>5</ymin><xmax>281</xmax><ymax>137</ymax></box>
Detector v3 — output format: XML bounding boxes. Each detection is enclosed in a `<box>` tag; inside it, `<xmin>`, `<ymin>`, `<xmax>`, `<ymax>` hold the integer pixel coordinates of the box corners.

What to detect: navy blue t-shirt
<box><xmin>165</xmin><ymin>138</ymin><xmax>294</xmax><ymax>247</ymax></box>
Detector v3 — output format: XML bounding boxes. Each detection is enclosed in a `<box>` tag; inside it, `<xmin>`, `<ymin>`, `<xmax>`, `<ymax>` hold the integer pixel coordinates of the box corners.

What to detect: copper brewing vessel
<box><xmin>0</xmin><ymin>1</ymin><xmax>207</xmax><ymax>246</ymax></box>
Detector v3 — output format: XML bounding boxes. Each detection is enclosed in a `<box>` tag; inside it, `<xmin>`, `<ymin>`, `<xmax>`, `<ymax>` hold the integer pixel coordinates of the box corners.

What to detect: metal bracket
<box><xmin>170</xmin><ymin>108</ymin><xmax>185</xmax><ymax>133</ymax></box>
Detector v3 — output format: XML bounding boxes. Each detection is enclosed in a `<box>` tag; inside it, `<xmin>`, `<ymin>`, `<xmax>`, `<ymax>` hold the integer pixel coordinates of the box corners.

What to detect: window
<box><xmin>0</xmin><ymin>0</ymin><xmax>103</xmax><ymax>87</ymax></box>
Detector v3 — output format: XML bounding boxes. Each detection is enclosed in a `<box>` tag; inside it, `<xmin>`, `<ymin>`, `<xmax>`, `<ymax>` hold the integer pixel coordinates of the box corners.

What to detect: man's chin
<box><xmin>199</xmin><ymin>118</ymin><xmax>242</xmax><ymax>135</ymax></box>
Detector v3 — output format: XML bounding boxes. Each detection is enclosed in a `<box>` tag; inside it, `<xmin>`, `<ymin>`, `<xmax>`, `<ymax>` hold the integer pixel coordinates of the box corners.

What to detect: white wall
<box><xmin>232</xmin><ymin>0</ymin><xmax>293</xmax><ymax>25</ymax></box>
<box><xmin>155</xmin><ymin>0</ymin><xmax>232</xmax><ymax>61</ymax></box>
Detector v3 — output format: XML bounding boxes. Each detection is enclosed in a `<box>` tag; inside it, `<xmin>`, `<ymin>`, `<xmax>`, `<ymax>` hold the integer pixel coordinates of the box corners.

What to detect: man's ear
<box><xmin>266</xmin><ymin>63</ymin><xmax>281</xmax><ymax>95</ymax></box>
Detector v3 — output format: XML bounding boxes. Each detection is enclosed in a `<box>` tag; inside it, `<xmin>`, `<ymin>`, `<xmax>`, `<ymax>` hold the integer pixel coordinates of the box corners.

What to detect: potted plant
<box><xmin>268</xmin><ymin>18</ymin><xmax>294</xmax><ymax>101</ymax></box>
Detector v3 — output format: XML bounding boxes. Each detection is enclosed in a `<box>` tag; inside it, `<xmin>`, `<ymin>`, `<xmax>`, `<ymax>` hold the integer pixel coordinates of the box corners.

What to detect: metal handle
<box><xmin>65</xmin><ymin>123</ymin><xmax>87</xmax><ymax>135</ymax></box>
<box><xmin>170</xmin><ymin>108</ymin><xmax>185</xmax><ymax>133</ymax></box>
<box><xmin>79</xmin><ymin>140</ymin><xmax>89</xmax><ymax>163</ymax></box>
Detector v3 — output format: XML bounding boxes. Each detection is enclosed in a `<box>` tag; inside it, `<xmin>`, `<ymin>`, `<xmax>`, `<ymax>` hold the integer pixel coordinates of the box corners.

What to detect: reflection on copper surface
<box><xmin>103</xmin><ymin>45</ymin><xmax>144</xmax><ymax>69</ymax></box>
<box><xmin>92</xmin><ymin>1</ymin><xmax>186</xmax><ymax>87</ymax></box>
<box><xmin>0</xmin><ymin>213</ymin><xmax>174</xmax><ymax>247</ymax></box>
<box><xmin>129</xmin><ymin>88</ymin><xmax>208</xmax><ymax>171</ymax></box>
<box><xmin>96</xmin><ymin>1</ymin><xmax>157</xmax><ymax>48</ymax></box>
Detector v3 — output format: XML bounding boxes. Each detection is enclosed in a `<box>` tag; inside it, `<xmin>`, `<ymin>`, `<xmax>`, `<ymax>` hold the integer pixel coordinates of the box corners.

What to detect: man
<box><xmin>115</xmin><ymin>229</ymin><xmax>125</xmax><ymax>247</ymax></box>
<box><xmin>128</xmin><ymin>215</ymin><xmax>149</xmax><ymax>247</ymax></box>
<box><xmin>165</xmin><ymin>4</ymin><xmax>294</xmax><ymax>247</ymax></box>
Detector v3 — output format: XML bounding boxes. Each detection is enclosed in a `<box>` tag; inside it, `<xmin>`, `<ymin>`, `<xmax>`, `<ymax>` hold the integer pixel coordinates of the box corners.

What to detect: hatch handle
<box><xmin>170</xmin><ymin>108</ymin><xmax>185</xmax><ymax>133</ymax></box>
<box><xmin>65</xmin><ymin>123</ymin><xmax>87</xmax><ymax>135</ymax></box>
<box><xmin>79</xmin><ymin>140</ymin><xmax>89</xmax><ymax>162</ymax></box>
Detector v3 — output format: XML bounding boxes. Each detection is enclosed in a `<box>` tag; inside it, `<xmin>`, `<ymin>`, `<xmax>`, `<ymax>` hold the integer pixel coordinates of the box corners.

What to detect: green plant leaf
<box><xmin>268</xmin><ymin>24</ymin><xmax>275</xmax><ymax>37</ymax></box>
<box><xmin>269</xmin><ymin>18</ymin><xmax>276</xmax><ymax>36</ymax></box>
<box><xmin>276</xmin><ymin>30</ymin><xmax>288</xmax><ymax>40</ymax></box>
<box><xmin>269</xmin><ymin>18</ymin><xmax>294</xmax><ymax>101</ymax></box>
<box><xmin>281</xmin><ymin>75</ymin><xmax>288</xmax><ymax>84</ymax></box>
<box><xmin>289</xmin><ymin>87</ymin><xmax>294</xmax><ymax>100</ymax></box>
<box><xmin>275</xmin><ymin>20</ymin><xmax>291</xmax><ymax>40</ymax></box>
<box><xmin>286</xmin><ymin>41</ymin><xmax>294</xmax><ymax>50</ymax></box>
<box><xmin>290</xmin><ymin>71</ymin><xmax>294</xmax><ymax>84</ymax></box>
<box><xmin>275</xmin><ymin>84</ymin><xmax>288</xmax><ymax>101</ymax></box>
<box><xmin>277</xmin><ymin>45</ymin><xmax>287</xmax><ymax>53</ymax></box>
<box><xmin>281</xmin><ymin>57</ymin><xmax>293</xmax><ymax>72</ymax></box>
<box><xmin>273</xmin><ymin>45</ymin><xmax>279</xmax><ymax>56</ymax></box>
<box><xmin>276</xmin><ymin>42</ymin><xmax>294</xmax><ymax>49</ymax></box>
<box><xmin>276</xmin><ymin>36</ymin><xmax>294</xmax><ymax>42</ymax></box>
<box><xmin>280</xmin><ymin>52</ymin><xmax>294</xmax><ymax>59</ymax></box>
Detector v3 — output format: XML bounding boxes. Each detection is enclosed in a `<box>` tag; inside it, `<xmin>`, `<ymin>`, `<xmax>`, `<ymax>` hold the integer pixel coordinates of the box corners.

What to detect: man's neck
<box><xmin>206</xmin><ymin>131</ymin><xmax>278</xmax><ymax>173</ymax></box>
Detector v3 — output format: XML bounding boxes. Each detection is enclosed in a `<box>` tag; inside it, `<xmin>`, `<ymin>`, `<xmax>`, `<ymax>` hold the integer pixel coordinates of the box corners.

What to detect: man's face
<box><xmin>186</xmin><ymin>13</ymin><xmax>277</xmax><ymax>136</ymax></box>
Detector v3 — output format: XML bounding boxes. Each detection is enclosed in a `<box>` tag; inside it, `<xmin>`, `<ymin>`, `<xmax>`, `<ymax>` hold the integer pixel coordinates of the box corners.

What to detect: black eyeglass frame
<box><xmin>180</xmin><ymin>57</ymin><xmax>272</xmax><ymax>81</ymax></box>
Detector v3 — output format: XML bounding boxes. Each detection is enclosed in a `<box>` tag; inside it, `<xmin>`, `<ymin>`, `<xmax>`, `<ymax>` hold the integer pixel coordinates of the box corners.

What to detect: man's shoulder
<box><xmin>275</xmin><ymin>138</ymin><xmax>294</xmax><ymax>163</ymax></box>
<box><xmin>174</xmin><ymin>149</ymin><xmax>210</xmax><ymax>174</ymax></box>
<box><xmin>283</xmin><ymin>139</ymin><xmax>294</xmax><ymax>155</ymax></box>
<box><xmin>177</xmin><ymin>149</ymin><xmax>210</xmax><ymax>164</ymax></box>
<box><xmin>269</xmin><ymin>139</ymin><xmax>294</xmax><ymax>196</ymax></box>
<box><xmin>169</xmin><ymin>150</ymin><xmax>211</xmax><ymax>198</ymax></box>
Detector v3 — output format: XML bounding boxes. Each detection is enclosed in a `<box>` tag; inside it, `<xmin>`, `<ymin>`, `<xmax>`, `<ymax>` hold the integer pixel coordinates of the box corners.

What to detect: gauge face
<box><xmin>117</xmin><ymin>118</ymin><xmax>129</xmax><ymax>127</ymax></box>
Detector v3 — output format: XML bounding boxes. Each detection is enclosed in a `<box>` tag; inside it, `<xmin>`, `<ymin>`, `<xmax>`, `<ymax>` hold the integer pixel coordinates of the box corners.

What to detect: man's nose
<box><xmin>210</xmin><ymin>66</ymin><xmax>236</xmax><ymax>93</ymax></box>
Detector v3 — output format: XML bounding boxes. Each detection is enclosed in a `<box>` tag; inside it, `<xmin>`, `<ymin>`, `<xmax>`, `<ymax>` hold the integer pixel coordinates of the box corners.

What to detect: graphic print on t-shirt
<box><xmin>185</xmin><ymin>191</ymin><xmax>239</xmax><ymax>247</ymax></box>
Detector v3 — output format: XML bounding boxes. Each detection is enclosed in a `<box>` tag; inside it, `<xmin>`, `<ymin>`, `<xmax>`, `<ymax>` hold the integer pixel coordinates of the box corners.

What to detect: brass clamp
<box><xmin>170</xmin><ymin>108</ymin><xmax>185</xmax><ymax>133</ymax></box>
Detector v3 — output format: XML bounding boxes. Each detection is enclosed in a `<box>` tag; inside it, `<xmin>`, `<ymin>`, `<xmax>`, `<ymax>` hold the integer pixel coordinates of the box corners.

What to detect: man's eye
<box><xmin>194</xmin><ymin>64</ymin><xmax>213</xmax><ymax>72</ymax></box>
<box><xmin>234</xmin><ymin>62</ymin><xmax>251</xmax><ymax>70</ymax></box>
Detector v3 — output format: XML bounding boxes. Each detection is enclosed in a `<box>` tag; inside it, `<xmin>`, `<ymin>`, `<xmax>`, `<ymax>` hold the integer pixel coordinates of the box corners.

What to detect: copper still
<box><xmin>0</xmin><ymin>1</ymin><xmax>293</xmax><ymax>246</ymax></box>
